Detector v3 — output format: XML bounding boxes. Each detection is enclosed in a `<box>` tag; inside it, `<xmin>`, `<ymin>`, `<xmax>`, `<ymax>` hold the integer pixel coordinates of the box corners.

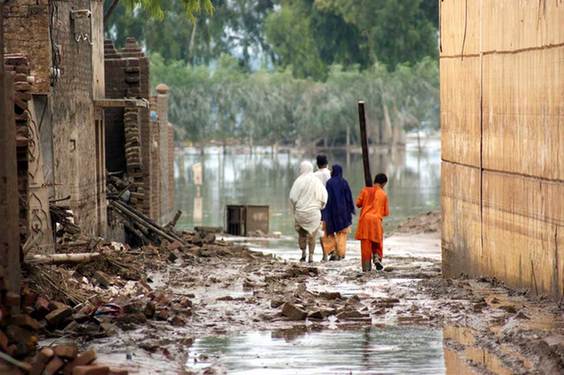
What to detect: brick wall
<box><xmin>2</xmin><ymin>0</ymin><xmax>50</xmax><ymax>93</ymax></box>
<box><xmin>4</xmin><ymin>1</ymin><xmax>107</xmax><ymax>236</ymax></box>
<box><xmin>104</xmin><ymin>38</ymin><xmax>157</xmax><ymax>217</ymax></box>
<box><xmin>0</xmin><ymin>16</ymin><xmax>21</xmax><ymax>305</ymax></box>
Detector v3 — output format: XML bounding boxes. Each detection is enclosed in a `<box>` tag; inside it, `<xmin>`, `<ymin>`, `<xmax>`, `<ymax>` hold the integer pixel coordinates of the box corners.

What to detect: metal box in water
<box><xmin>226</xmin><ymin>205</ymin><xmax>269</xmax><ymax>236</ymax></box>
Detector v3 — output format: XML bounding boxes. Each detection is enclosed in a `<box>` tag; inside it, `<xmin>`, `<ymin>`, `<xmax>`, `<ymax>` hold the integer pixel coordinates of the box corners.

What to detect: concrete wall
<box><xmin>440</xmin><ymin>0</ymin><xmax>563</xmax><ymax>299</ymax></box>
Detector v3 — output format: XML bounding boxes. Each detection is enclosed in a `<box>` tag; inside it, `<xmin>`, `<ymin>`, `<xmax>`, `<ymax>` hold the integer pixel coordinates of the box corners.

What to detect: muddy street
<box><xmin>68</xmin><ymin>221</ymin><xmax>561</xmax><ymax>374</ymax></box>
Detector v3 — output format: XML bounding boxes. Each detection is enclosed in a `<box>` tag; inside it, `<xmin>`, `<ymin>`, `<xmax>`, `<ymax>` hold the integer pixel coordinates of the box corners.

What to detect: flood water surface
<box><xmin>175</xmin><ymin>140</ymin><xmax>440</xmax><ymax>236</ymax></box>
<box><xmin>187</xmin><ymin>327</ymin><xmax>445</xmax><ymax>374</ymax></box>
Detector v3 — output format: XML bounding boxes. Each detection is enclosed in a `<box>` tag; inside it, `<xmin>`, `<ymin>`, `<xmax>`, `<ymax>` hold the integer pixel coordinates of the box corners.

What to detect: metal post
<box><xmin>357</xmin><ymin>101</ymin><xmax>372</xmax><ymax>187</ymax></box>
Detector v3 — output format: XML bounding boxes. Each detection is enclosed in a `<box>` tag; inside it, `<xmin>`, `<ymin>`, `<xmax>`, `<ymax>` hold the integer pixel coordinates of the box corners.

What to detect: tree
<box><xmin>315</xmin><ymin>0</ymin><xmax>437</xmax><ymax>67</ymax></box>
<box><xmin>104</xmin><ymin>0</ymin><xmax>213</xmax><ymax>23</ymax></box>
<box><xmin>105</xmin><ymin>0</ymin><xmax>276</xmax><ymax>69</ymax></box>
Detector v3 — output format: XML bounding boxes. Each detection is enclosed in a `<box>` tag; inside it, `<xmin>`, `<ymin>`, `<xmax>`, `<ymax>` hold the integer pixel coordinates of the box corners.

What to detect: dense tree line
<box><xmin>106</xmin><ymin>0</ymin><xmax>439</xmax><ymax>145</ymax></box>
<box><xmin>151</xmin><ymin>54</ymin><xmax>438</xmax><ymax>146</ymax></box>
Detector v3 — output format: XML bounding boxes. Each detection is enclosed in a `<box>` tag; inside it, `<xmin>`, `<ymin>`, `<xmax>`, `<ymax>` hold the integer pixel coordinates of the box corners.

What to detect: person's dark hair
<box><xmin>316</xmin><ymin>155</ymin><xmax>328</xmax><ymax>168</ymax></box>
<box><xmin>374</xmin><ymin>173</ymin><xmax>388</xmax><ymax>185</ymax></box>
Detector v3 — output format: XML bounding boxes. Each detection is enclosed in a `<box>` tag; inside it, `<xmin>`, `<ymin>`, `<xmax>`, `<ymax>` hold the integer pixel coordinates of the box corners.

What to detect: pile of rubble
<box><xmin>0</xmin><ymin>344</ymin><xmax>126</xmax><ymax>375</ymax></box>
<box><xmin>0</xmin><ymin>210</ymin><xmax>269</xmax><ymax>372</ymax></box>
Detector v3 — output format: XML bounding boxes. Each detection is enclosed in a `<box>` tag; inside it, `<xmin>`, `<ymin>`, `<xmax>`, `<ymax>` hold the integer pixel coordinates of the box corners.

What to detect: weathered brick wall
<box><xmin>4</xmin><ymin>55</ymin><xmax>31</xmax><ymax>246</ymax></box>
<box><xmin>0</xmin><ymin>47</ymin><xmax>21</xmax><ymax>306</ymax></box>
<box><xmin>440</xmin><ymin>0</ymin><xmax>563</xmax><ymax>299</ymax></box>
<box><xmin>49</xmin><ymin>0</ymin><xmax>103</xmax><ymax>235</ymax></box>
<box><xmin>104</xmin><ymin>38</ymin><xmax>155</xmax><ymax>216</ymax></box>
<box><xmin>2</xmin><ymin>0</ymin><xmax>50</xmax><ymax>93</ymax></box>
<box><xmin>3</xmin><ymin>1</ymin><xmax>106</xmax><ymax>236</ymax></box>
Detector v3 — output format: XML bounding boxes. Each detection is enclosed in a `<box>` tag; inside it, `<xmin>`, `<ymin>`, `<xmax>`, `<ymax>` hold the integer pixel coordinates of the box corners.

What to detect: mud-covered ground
<box><xmin>57</xmin><ymin>213</ymin><xmax>562</xmax><ymax>375</ymax></box>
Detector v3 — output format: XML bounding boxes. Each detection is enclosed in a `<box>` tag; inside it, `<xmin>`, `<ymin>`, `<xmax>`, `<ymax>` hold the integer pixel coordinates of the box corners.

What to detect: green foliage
<box><xmin>269</xmin><ymin>0</ymin><xmax>437</xmax><ymax>76</ymax></box>
<box><xmin>105</xmin><ymin>0</ymin><xmax>275</xmax><ymax>68</ymax></box>
<box><xmin>118</xmin><ymin>0</ymin><xmax>213</xmax><ymax>21</ymax></box>
<box><xmin>150</xmin><ymin>55</ymin><xmax>439</xmax><ymax>146</ymax></box>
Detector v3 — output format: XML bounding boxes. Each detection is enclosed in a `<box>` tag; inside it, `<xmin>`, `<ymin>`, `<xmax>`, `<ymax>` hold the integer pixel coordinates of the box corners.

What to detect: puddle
<box><xmin>186</xmin><ymin>326</ymin><xmax>446</xmax><ymax>374</ymax></box>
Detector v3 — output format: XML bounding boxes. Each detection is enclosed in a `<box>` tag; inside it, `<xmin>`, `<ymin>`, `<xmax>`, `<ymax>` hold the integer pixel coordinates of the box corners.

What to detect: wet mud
<box><xmin>75</xmin><ymin>225</ymin><xmax>564</xmax><ymax>374</ymax></box>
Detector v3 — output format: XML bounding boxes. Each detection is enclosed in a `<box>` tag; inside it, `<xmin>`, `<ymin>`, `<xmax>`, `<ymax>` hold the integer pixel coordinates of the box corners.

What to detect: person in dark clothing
<box><xmin>320</xmin><ymin>164</ymin><xmax>355</xmax><ymax>260</ymax></box>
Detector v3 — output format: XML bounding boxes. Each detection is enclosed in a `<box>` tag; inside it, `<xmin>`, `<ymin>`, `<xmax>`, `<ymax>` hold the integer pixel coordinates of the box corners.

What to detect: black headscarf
<box><xmin>322</xmin><ymin>164</ymin><xmax>355</xmax><ymax>234</ymax></box>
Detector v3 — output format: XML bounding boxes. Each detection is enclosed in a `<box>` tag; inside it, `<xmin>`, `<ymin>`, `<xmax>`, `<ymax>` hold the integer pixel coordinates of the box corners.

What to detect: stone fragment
<box><xmin>167</xmin><ymin>240</ymin><xmax>182</xmax><ymax>251</ymax></box>
<box><xmin>319</xmin><ymin>292</ymin><xmax>342</xmax><ymax>300</ymax></box>
<box><xmin>43</xmin><ymin>356</ymin><xmax>65</xmax><ymax>375</ymax></box>
<box><xmin>63</xmin><ymin>350</ymin><xmax>97</xmax><ymax>375</ymax></box>
<box><xmin>93</xmin><ymin>271</ymin><xmax>113</xmax><ymax>289</ymax></box>
<box><xmin>281</xmin><ymin>303</ymin><xmax>307</xmax><ymax>320</ymax></box>
<box><xmin>170</xmin><ymin>315</ymin><xmax>186</xmax><ymax>327</ymax></box>
<box><xmin>0</xmin><ymin>330</ymin><xmax>9</xmax><ymax>351</ymax></box>
<box><xmin>270</xmin><ymin>300</ymin><xmax>284</xmax><ymax>308</ymax></box>
<box><xmin>33</xmin><ymin>296</ymin><xmax>51</xmax><ymax>319</ymax></box>
<box><xmin>45</xmin><ymin>306</ymin><xmax>73</xmax><ymax>327</ymax></box>
<box><xmin>30</xmin><ymin>347</ymin><xmax>54</xmax><ymax>375</ymax></box>
<box><xmin>72</xmin><ymin>366</ymin><xmax>110</xmax><ymax>375</ymax></box>
<box><xmin>143</xmin><ymin>301</ymin><xmax>156</xmax><ymax>318</ymax></box>
<box><xmin>167</xmin><ymin>251</ymin><xmax>178</xmax><ymax>262</ymax></box>
<box><xmin>11</xmin><ymin>314</ymin><xmax>41</xmax><ymax>330</ymax></box>
<box><xmin>156</xmin><ymin>308</ymin><xmax>171</xmax><ymax>321</ymax></box>
<box><xmin>336</xmin><ymin>309</ymin><xmax>370</xmax><ymax>321</ymax></box>
<box><xmin>54</xmin><ymin>344</ymin><xmax>78</xmax><ymax>359</ymax></box>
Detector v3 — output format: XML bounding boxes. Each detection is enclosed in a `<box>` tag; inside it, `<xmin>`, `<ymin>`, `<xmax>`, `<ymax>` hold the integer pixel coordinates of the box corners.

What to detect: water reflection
<box><xmin>175</xmin><ymin>140</ymin><xmax>440</xmax><ymax>235</ymax></box>
<box><xmin>186</xmin><ymin>326</ymin><xmax>446</xmax><ymax>374</ymax></box>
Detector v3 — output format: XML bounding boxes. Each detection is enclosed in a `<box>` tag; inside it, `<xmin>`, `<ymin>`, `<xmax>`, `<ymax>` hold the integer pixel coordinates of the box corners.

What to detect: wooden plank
<box><xmin>440</xmin><ymin>57</ymin><xmax>481</xmax><ymax>167</ymax></box>
<box><xmin>94</xmin><ymin>98</ymin><xmax>149</xmax><ymax>108</ymax></box>
<box><xmin>482</xmin><ymin>47</ymin><xmax>564</xmax><ymax>180</ymax></box>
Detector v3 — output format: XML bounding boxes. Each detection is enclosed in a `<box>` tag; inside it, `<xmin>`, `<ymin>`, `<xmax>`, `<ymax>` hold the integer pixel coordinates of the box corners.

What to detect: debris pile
<box><xmin>0</xmin><ymin>344</ymin><xmax>128</xmax><ymax>375</ymax></box>
<box><xmin>107</xmin><ymin>175</ymin><xmax>184</xmax><ymax>247</ymax></box>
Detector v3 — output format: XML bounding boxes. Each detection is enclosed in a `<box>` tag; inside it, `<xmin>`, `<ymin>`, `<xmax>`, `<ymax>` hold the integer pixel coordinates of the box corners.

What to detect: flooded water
<box><xmin>174</xmin><ymin>139</ymin><xmax>441</xmax><ymax>236</ymax></box>
<box><xmin>187</xmin><ymin>327</ymin><xmax>445</xmax><ymax>374</ymax></box>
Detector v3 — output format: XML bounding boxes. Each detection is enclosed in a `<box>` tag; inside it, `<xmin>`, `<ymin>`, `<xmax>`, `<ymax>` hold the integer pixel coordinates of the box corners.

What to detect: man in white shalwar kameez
<box><xmin>289</xmin><ymin>161</ymin><xmax>328</xmax><ymax>262</ymax></box>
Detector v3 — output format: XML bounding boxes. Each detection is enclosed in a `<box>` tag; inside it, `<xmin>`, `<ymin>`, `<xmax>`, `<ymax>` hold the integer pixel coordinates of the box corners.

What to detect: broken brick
<box><xmin>0</xmin><ymin>330</ymin><xmax>8</xmax><ymax>352</ymax></box>
<box><xmin>93</xmin><ymin>271</ymin><xmax>113</xmax><ymax>289</ymax></box>
<box><xmin>30</xmin><ymin>347</ymin><xmax>54</xmax><ymax>375</ymax></box>
<box><xmin>72</xmin><ymin>366</ymin><xmax>110</xmax><ymax>375</ymax></box>
<box><xmin>11</xmin><ymin>314</ymin><xmax>41</xmax><ymax>330</ymax></box>
<box><xmin>43</xmin><ymin>356</ymin><xmax>65</xmax><ymax>375</ymax></box>
<box><xmin>54</xmin><ymin>344</ymin><xmax>78</xmax><ymax>359</ymax></box>
<box><xmin>108</xmin><ymin>368</ymin><xmax>129</xmax><ymax>375</ymax></box>
<box><xmin>45</xmin><ymin>306</ymin><xmax>72</xmax><ymax>327</ymax></box>
<box><xmin>281</xmin><ymin>303</ymin><xmax>307</xmax><ymax>320</ymax></box>
<box><xmin>63</xmin><ymin>350</ymin><xmax>97</xmax><ymax>375</ymax></box>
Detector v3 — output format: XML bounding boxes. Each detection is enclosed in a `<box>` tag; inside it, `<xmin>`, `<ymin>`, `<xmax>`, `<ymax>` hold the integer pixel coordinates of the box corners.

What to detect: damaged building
<box><xmin>1</xmin><ymin>0</ymin><xmax>177</xmax><ymax>307</ymax></box>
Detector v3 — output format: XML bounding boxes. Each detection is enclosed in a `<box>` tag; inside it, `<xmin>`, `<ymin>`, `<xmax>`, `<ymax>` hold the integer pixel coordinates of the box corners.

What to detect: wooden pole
<box><xmin>358</xmin><ymin>101</ymin><xmax>372</xmax><ymax>187</ymax></box>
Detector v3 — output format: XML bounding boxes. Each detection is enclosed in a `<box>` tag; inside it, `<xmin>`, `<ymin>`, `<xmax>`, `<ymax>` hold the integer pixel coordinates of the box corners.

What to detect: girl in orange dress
<box><xmin>355</xmin><ymin>174</ymin><xmax>389</xmax><ymax>272</ymax></box>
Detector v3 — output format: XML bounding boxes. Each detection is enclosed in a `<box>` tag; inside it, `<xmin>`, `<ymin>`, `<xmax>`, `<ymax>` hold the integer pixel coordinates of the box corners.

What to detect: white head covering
<box><xmin>300</xmin><ymin>160</ymin><xmax>314</xmax><ymax>175</ymax></box>
<box><xmin>289</xmin><ymin>160</ymin><xmax>328</xmax><ymax>234</ymax></box>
